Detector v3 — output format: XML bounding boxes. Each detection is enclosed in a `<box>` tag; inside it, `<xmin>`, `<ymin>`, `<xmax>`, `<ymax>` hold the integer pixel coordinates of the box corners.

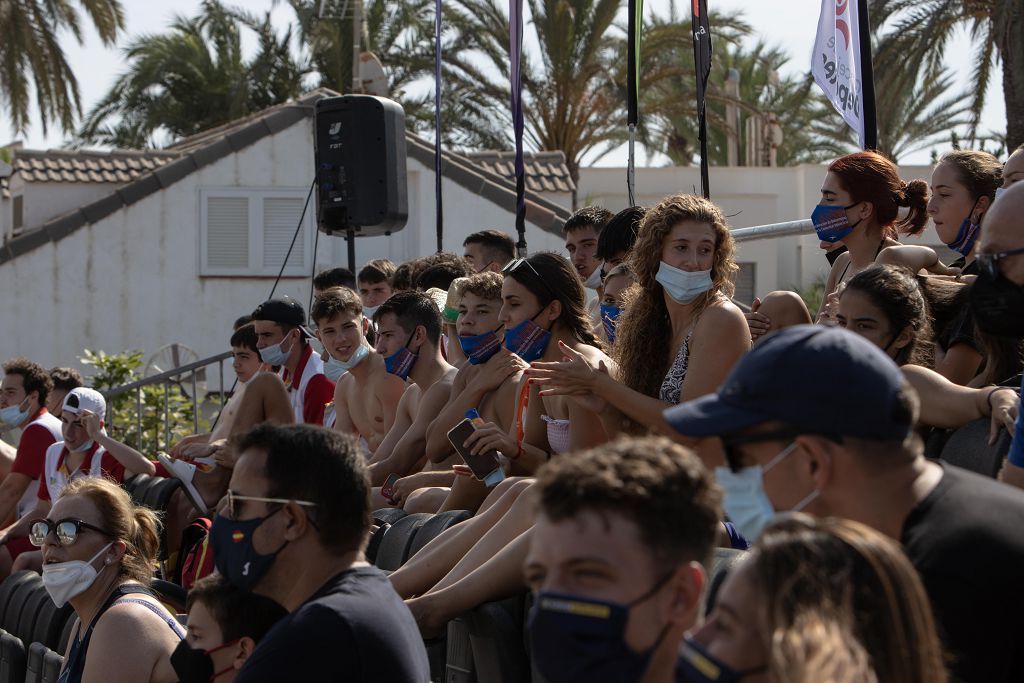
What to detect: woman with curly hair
<box><xmin>528</xmin><ymin>193</ymin><xmax>749</xmax><ymax>441</ymax></box>
<box><xmin>680</xmin><ymin>515</ymin><xmax>947</xmax><ymax>683</ymax></box>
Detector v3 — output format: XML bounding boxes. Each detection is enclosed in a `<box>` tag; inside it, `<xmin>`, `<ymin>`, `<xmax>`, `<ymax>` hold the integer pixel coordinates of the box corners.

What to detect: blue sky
<box><xmin>3</xmin><ymin>0</ymin><xmax>1005</xmax><ymax>166</ymax></box>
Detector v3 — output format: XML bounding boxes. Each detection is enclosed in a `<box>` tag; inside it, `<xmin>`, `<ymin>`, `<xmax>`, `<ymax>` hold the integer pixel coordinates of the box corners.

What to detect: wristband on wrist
<box><xmin>986</xmin><ymin>386</ymin><xmax>1012</xmax><ymax>413</ymax></box>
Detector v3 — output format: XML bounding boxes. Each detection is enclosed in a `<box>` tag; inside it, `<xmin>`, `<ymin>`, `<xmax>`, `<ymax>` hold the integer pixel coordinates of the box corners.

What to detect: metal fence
<box><xmin>102</xmin><ymin>351</ymin><xmax>233</xmax><ymax>451</ymax></box>
<box><xmin>731</xmin><ymin>218</ymin><xmax>814</xmax><ymax>243</ymax></box>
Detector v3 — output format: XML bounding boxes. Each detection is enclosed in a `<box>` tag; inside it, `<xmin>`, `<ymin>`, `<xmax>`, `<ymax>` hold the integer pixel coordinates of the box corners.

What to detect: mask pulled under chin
<box><xmin>323</xmin><ymin>344</ymin><xmax>369</xmax><ymax>381</ymax></box>
<box><xmin>42</xmin><ymin>542</ymin><xmax>113</xmax><ymax>607</ymax></box>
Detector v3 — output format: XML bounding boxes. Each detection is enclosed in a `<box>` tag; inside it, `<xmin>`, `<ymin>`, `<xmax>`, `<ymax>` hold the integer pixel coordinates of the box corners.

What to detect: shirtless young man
<box><xmin>366</xmin><ymin>292</ymin><xmax>459</xmax><ymax>509</ymax></box>
<box><xmin>317</xmin><ymin>288</ymin><xmax>406</xmax><ymax>455</ymax></box>
<box><xmin>424</xmin><ymin>272</ymin><xmax>529</xmax><ymax>513</ymax></box>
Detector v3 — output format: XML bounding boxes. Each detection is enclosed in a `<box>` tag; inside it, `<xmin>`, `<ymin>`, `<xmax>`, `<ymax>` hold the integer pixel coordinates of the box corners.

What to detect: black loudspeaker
<box><xmin>314</xmin><ymin>95</ymin><xmax>408</xmax><ymax>236</ymax></box>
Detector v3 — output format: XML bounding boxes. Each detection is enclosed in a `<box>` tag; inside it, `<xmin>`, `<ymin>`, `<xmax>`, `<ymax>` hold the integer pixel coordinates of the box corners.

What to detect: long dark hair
<box><xmin>841</xmin><ymin>265</ymin><xmax>933</xmax><ymax>367</ymax></box>
<box><xmin>505</xmin><ymin>252</ymin><xmax>605</xmax><ymax>350</ymax></box>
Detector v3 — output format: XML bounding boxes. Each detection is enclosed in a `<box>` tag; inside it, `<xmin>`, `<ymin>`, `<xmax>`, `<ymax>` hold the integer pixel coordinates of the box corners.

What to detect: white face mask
<box><xmin>655</xmin><ymin>261</ymin><xmax>714</xmax><ymax>304</ymax></box>
<box><xmin>362</xmin><ymin>305</ymin><xmax>380</xmax><ymax>319</ymax></box>
<box><xmin>42</xmin><ymin>542</ymin><xmax>113</xmax><ymax>607</ymax></box>
<box><xmin>994</xmin><ymin>186</ymin><xmax>1007</xmax><ymax>202</ymax></box>
<box><xmin>323</xmin><ymin>345</ymin><xmax>369</xmax><ymax>380</ymax></box>
<box><xmin>69</xmin><ymin>439</ymin><xmax>94</xmax><ymax>453</ymax></box>
<box><xmin>583</xmin><ymin>264</ymin><xmax>603</xmax><ymax>290</ymax></box>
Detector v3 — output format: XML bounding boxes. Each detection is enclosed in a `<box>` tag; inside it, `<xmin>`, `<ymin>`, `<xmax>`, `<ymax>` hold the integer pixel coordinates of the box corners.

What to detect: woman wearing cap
<box><xmin>747</xmin><ymin>151</ymin><xmax>941</xmax><ymax>341</ymax></box>
<box><xmin>0</xmin><ymin>388</ymin><xmax>155</xmax><ymax>582</ymax></box>
<box><xmin>834</xmin><ymin>264</ymin><xmax>1018</xmax><ymax>440</ymax></box>
<box><xmin>527</xmin><ymin>194</ymin><xmax>750</xmax><ymax>453</ymax></box>
<box><xmin>682</xmin><ymin>514</ymin><xmax>946</xmax><ymax>683</ymax></box>
<box><xmin>35</xmin><ymin>477</ymin><xmax>183</xmax><ymax>682</ymax></box>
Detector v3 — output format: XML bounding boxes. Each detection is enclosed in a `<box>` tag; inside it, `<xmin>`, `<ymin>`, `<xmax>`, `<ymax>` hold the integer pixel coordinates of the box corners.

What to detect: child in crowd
<box><xmin>171</xmin><ymin>575</ymin><xmax>288</xmax><ymax>683</ymax></box>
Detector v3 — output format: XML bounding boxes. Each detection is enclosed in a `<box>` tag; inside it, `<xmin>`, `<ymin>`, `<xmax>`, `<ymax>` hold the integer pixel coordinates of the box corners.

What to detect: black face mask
<box><xmin>824</xmin><ymin>244</ymin><xmax>848</xmax><ymax>267</ymax></box>
<box><xmin>970</xmin><ymin>269</ymin><xmax>1024</xmax><ymax>338</ymax></box>
<box><xmin>171</xmin><ymin>638</ymin><xmax>238</xmax><ymax>683</ymax></box>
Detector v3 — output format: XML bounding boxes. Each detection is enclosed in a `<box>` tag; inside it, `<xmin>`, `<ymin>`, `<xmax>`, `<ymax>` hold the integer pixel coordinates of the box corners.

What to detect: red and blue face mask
<box><xmin>504</xmin><ymin>315</ymin><xmax>551</xmax><ymax>362</ymax></box>
<box><xmin>459</xmin><ymin>328</ymin><xmax>503</xmax><ymax>365</ymax></box>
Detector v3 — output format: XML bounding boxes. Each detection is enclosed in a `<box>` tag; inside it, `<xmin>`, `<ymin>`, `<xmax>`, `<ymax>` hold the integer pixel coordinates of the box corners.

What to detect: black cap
<box><xmin>252</xmin><ymin>297</ymin><xmax>306</xmax><ymax>326</ymax></box>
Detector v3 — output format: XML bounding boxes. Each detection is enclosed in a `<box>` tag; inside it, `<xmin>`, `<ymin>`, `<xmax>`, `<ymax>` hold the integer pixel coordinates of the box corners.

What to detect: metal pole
<box><xmin>191</xmin><ymin>372</ymin><xmax>199</xmax><ymax>433</ymax></box>
<box><xmin>352</xmin><ymin>0</ymin><xmax>362</xmax><ymax>92</ymax></box>
<box><xmin>136</xmin><ymin>387</ymin><xmax>142</xmax><ymax>451</ymax></box>
<box><xmin>219</xmin><ymin>360</ymin><xmax>225</xmax><ymax>411</ymax></box>
<box><xmin>347</xmin><ymin>229</ymin><xmax>356</xmax><ymax>272</ymax></box>
<box><xmin>730</xmin><ymin>218</ymin><xmax>815</xmax><ymax>243</ymax></box>
<box><xmin>163</xmin><ymin>383</ymin><xmax>170</xmax><ymax>452</ymax></box>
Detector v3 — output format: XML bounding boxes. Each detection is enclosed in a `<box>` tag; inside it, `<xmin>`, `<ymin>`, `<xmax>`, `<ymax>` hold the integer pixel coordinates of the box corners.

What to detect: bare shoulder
<box><xmin>93</xmin><ymin>595</ymin><xmax>176</xmax><ymax>641</ymax></box>
<box><xmin>695</xmin><ymin>300</ymin><xmax>749</xmax><ymax>339</ymax></box>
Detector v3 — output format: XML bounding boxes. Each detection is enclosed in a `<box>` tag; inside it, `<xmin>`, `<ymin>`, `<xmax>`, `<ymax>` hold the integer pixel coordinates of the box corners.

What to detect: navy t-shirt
<box><xmin>902</xmin><ymin>463</ymin><xmax>1024</xmax><ymax>682</ymax></box>
<box><xmin>234</xmin><ymin>564</ymin><xmax>430</xmax><ymax>682</ymax></box>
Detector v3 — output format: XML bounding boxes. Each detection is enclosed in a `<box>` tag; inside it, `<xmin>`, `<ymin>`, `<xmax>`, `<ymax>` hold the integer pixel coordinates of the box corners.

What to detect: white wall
<box><xmin>0</xmin><ymin>118</ymin><xmax>572</xmax><ymax>381</ymax></box>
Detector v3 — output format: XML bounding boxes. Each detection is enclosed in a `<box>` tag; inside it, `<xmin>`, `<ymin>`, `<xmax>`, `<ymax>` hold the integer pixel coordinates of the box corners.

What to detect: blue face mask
<box><xmin>383</xmin><ymin>334</ymin><xmax>417</xmax><ymax>380</ymax></box>
<box><xmin>656</xmin><ymin>261</ymin><xmax>713</xmax><ymax>305</ymax></box>
<box><xmin>0</xmin><ymin>401</ymin><xmax>30</xmax><ymax>430</ymax></box>
<box><xmin>528</xmin><ymin>576</ymin><xmax>672</xmax><ymax>683</ymax></box>
<box><xmin>210</xmin><ymin>511</ymin><xmax>287</xmax><ymax>591</ymax></box>
<box><xmin>945</xmin><ymin>199</ymin><xmax>981</xmax><ymax>257</ymax></box>
<box><xmin>676</xmin><ymin>638</ymin><xmax>766</xmax><ymax>682</ymax></box>
<box><xmin>323</xmin><ymin>344</ymin><xmax>368</xmax><ymax>381</ymax></box>
<box><xmin>459</xmin><ymin>328</ymin><xmax>503</xmax><ymax>365</ymax></box>
<box><xmin>600</xmin><ymin>304</ymin><xmax>622</xmax><ymax>344</ymax></box>
<box><xmin>504</xmin><ymin>316</ymin><xmax>552</xmax><ymax>363</ymax></box>
<box><xmin>811</xmin><ymin>202</ymin><xmax>862</xmax><ymax>243</ymax></box>
<box><xmin>995</xmin><ymin>186</ymin><xmax>1007</xmax><ymax>202</ymax></box>
<box><xmin>715</xmin><ymin>443</ymin><xmax>819</xmax><ymax>542</ymax></box>
<box><xmin>259</xmin><ymin>331</ymin><xmax>294</xmax><ymax>366</ymax></box>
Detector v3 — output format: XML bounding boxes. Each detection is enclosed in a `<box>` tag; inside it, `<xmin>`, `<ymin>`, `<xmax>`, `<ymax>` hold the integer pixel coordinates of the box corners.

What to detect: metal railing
<box><xmin>102</xmin><ymin>351</ymin><xmax>233</xmax><ymax>452</ymax></box>
<box><xmin>731</xmin><ymin>218</ymin><xmax>814</xmax><ymax>243</ymax></box>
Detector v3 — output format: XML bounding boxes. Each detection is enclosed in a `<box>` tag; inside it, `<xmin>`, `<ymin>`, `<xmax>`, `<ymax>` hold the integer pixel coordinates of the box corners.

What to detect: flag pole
<box><xmin>692</xmin><ymin>0</ymin><xmax>712</xmax><ymax>199</ymax></box>
<box><xmin>626</xmin><ymin>0</ymin><xmax>642</xmax><ymax>206</ymax></box>
<box><xmin>434</xmin><ymin>0</ymin><xmax>444</xmax><ymax>252</ymax></box>
<box><xmin>856</xmin><ymin>0</ymin><xmax>877</xmax><ymax>150</ymax></box>
<box><xmin>509</xmin><ymin>0</ymin><xmax>527</xmax><ymax>256</ymax></box>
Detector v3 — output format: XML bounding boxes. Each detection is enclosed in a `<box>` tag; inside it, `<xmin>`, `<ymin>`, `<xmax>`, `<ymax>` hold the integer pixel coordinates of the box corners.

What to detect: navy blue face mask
<box><xmin>504</xmin><ymin>311</ymin><xmax>552</xmax><ymax>363</ymax></box>
<box><xmin>458</xmin><ymin>327</ymin><xmax>503</xmax><ymax>365</ymax></box>
<box><xmin>675</xmin><ymin>637</ymin><xmax>766</xmax><ymax>682</ymax></box>
<box><xmin>210</xmin><ymin>511</ymin><xmax>286</xmax><ymax>591</ymax></box>
<box><xmin>383</xmin><ymin>333</ymin><xmax>418</xmax><ymax>380</ymax></box>
<box><xmin>945</xmin><ymin>199</ymin><xmax>982</xmax><ymax>257</ymax></box>
<box><xmin>811</xmin><ymin>202</ymin><xmax>862</xmax><ymax>243</ymax></box>
<box><xmin>528</xmin><ymin>574</ymin><xmax>673</xmax><ymax>683</ymax></box>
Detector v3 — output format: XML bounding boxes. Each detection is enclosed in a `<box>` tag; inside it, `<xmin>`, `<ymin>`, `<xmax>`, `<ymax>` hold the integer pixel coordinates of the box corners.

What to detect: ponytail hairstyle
<box><xmin>938</xmin><ymin>150</ymin><xmax>1002</xmax><ymax>204</ymax></box>
<box><xmin>841</xmin><ymin>265</ymin><xmax>934</xmax><ymax>368</ymax></box>
<box><xmin>504</xmin><ymin>252</ymin><xmax>605</xmax><ymax>350</ymax></box>
<box><xmin>829</xmin><ymin>151</ymin><xmax>929</xmax><ymax>237</ymax></box>
<box><xmin>615</xmin><ymin>194</ymin><xmax>736</xmax><ymax>411</ymax></box>
<box><xmin>60</xmin><ymin>477</ymin><xmax>160</xmax><ymax>585</ymax></box>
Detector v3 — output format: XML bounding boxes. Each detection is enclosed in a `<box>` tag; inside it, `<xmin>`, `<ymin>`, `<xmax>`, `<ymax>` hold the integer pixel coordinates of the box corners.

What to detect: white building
<box><xmin>0</xmin><ymin>90</ymin><xmax>574</xmax><ymax>374</ymax></box>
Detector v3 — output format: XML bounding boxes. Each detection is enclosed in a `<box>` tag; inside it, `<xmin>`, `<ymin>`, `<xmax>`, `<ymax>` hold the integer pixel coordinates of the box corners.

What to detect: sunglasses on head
<box><xmin>29</xmin><ymin>518</ymin><xmax>112</xmax><ymax>547</ymax></box>
<box><xmin>502</xmin><ymin>258</ymin><xmax>560</xmax><ymax>302</ymax></box>
<box><xmin>976</xmin><ymin>247</ymin><xmax>1024</xmax><ymax>279</ymax></box>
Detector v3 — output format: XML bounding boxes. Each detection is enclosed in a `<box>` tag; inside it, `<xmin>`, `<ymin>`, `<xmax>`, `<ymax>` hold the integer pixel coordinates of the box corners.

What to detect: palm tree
<box><xmin>440</xmin><ymin>0</ymin><xmax>623</xmax><ymax>205</ymax></box>
<box><xmin>76</xmin><ymin>0</ymin><xmax>307</xmax><ymax>148</ymax></box>
<box><xmin>870</xmin><ymin>0</ymin><xmax>1024</xmax><ymax>149</ymax></box>
<box><xmin>0</xmin><ymin>0</ymin><xmax>125</xmax><ymax>135</ymax></box>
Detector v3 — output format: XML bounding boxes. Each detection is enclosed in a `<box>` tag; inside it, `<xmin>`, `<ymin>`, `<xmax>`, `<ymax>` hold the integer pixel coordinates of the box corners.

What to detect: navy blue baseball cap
<box><xmin>664</xmin><ymin>325</ymin><xmax>914</xmax><ymax>441</ymax></box>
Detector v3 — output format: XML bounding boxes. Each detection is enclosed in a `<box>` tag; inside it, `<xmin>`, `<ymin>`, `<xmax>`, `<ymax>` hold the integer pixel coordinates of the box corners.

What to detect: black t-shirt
<box><xmin>901</xmin><ymin>463</ymin><xmax>1024</xmax><ymax>682</ymax></box>
<box><xmin>234</xmin><ymin>564</ymin><xmax>430</xmax><ymax>683</ymax></box>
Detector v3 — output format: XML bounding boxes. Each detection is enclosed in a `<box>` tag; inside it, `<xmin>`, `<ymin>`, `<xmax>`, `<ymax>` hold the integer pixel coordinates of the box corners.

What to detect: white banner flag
<box><xmin>812</xmin><ymin>0</ymin><xmax>867</xmax><ymax>147</ymax></box>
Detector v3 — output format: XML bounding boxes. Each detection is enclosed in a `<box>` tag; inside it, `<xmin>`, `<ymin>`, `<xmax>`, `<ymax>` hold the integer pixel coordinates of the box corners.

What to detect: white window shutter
<box><xmin>206</xmin><ymin>196</ymin><xmax>250</xmax><ymax>268</ymax></box>
<box><xmin>263</xmin><ymin>197</ymin><xmax>306</xmax><ymax>270</ymax></box>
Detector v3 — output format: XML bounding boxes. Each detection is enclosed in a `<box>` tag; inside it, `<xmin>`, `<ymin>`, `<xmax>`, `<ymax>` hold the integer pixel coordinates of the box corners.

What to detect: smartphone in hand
<box><xmin>381</xmin><ymin>473</ymin><xmax>400</xmax><ymax>502</ymax></box>
<box><xmin>447</xmin><ymin>419</ymin><xmax>505</xmax><ymax>486</ymax></box>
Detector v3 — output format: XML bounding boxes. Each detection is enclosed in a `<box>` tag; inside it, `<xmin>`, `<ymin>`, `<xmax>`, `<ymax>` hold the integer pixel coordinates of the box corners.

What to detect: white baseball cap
<box><xmin>62</xmin><ymin>387</ymin><xmax>106</xmax><ymax>422</ymax></box>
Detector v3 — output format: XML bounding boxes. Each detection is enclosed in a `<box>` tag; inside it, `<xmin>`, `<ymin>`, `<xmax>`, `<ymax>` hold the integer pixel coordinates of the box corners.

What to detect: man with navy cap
<box><xmin>665</xmin><ymin>324</ymin><xmax>1024</xmax><ymax>683</ymax></box>
<box><xmin>251</xmin><ymin>297</ymin><xmax>335</xmax><ymax>426</ymax></box>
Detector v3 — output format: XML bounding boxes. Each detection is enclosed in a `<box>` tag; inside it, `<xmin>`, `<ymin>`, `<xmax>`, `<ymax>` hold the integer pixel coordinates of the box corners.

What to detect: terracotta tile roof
<box><xmin>463</xmin><ymin>151</ymin><xmax>575</xmax><ymax>194</ymax></box>
<box><xmin>2</xmin><ymin>149</ymin><xmax>178</xmax><ymax>196</ymax></box>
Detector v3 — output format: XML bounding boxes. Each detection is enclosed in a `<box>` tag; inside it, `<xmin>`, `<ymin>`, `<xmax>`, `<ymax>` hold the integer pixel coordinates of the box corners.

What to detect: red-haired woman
<box><xmin>747</xmin><ymin>151</ymin><xmax>940</xmax><ymax>340</ymax></box>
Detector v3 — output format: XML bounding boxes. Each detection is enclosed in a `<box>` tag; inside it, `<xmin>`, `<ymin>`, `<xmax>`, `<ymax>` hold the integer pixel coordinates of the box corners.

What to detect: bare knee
<box><xmin>757</xmin><ymin>290</ymin><xmax>812</xmax><ymax>336</ymax></box>
<box><xmin>404</xmin><ymin>487</ymin><xmax>450</xmax><ymax>514</ymax></box>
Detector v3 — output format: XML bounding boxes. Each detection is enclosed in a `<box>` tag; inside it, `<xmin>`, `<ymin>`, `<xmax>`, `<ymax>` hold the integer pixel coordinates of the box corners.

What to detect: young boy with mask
<box><xmin>316</xmin><ymin>288</ymin><xmax>406</xmax><ymax>455</ymax></box>
<box><xmin>171</xmin><ymin>575</ymin><xmax>287</xmax><ymax>683</ymax></box>
<box><xmin>526</xmin><ymin>435</ymin><xmax>721</xmax><ymax>683</ymax></box>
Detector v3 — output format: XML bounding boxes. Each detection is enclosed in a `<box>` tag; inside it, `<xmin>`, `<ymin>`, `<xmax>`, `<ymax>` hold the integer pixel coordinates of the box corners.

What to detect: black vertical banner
<box><xmin>692</xmin><ymin>0</ymin><xmax>711</xmax><ymax>199</ymax></box>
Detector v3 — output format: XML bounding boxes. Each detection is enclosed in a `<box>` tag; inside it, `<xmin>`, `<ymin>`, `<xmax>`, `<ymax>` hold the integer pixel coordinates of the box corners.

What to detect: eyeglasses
<box><xmin>225</xmin><ymin>490</ymin><xmax>317</xmax><ymax>520</ymax></box>
<box><xmin>29</xmin><ymin>518</ymin><xmax>113</xmax><ymax>547</ymax></box>
<box><xmin>976</xmin><ymin>247</ymin><xmax>1024</xmax><ymax>279</ymax></box>
<box><xmin>502</xmin><ymin>257</ymin><xmax>560</xmax><ymax>301</ymax></box>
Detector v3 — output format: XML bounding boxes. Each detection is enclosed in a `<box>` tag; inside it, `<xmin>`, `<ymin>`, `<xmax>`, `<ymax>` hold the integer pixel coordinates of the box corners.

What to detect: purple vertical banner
<box><xmin>434</xmin><ymin>0</ymin><xmax>444</xmax><ymax>252</ymax></box>
<box><xmin>509</xmin><ymin>0</ymin><xmax>526</xmax><ymax>256</ymax></box>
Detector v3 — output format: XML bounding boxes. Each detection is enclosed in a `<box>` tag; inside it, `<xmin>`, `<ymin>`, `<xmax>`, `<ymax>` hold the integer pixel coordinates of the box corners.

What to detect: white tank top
<box><xmin>287</xmin><ymin>349</ymin><xmax>326</xmax><ymax>424</ymax></box>
<box><xmin>43</xmin><ymin>441</ymin><xmax>108</xmax><ymax>502</ymax></box>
